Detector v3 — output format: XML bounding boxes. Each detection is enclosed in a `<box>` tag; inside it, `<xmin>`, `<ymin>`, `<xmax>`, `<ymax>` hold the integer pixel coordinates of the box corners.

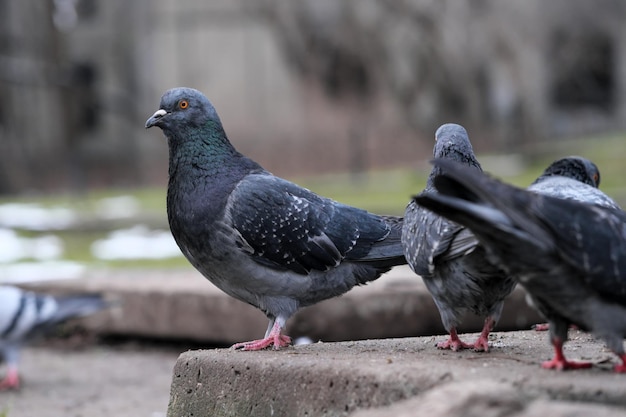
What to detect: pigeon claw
<box><xmin>541</xmin><ymin>357</ymin><xmax>592</xmax><ymax>371</ymax></box>
<box><xmin>0</xmin><ymin>368</ymin><xmax>20</xmax><ymax>391</ymax></box>
<box><xmin>613</xmin><ymin>354</ymin><xmax>626</xmax><ymax>373</ymax></box>
<box><xmin>532</xmin><ymin>323</ymin><xmax>550</xmax><ymax>332</ymax></box>
<box><xmin>437</xmin><ymin>329</ymin><xmax>473</xmax><ymax>351</ymax></box>
<box><xmin>232</xmin><ymin>334</ymin><xmax>292</xmax><ymax>351</ymax></box>
<box><xmin>472</xmin><ymin>335</ymin><xmax>490</xmax><ymax>352</ymax></box>
<box><xmin>472</xmin><ymin>317</ymin><xmax>494</xmax><ymax>352</ymax></box>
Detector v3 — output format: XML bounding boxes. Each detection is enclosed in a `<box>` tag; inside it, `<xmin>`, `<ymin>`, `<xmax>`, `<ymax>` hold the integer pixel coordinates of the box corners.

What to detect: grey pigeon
<box><xmin>414</xmin><ymin>158</ymin><xmax>626</xmax><ymax>372</ymax></box>
<box><xmin>0</xmin><ymin>286</ymin><xmax>108</xmax><ymax>389</ymax></box>
<box><xmin>529</xmin><ymin>156</ymin><xmax>620</xmax><ymax>209</ymax></box>
<box><xmin>402</xmin><ymin>123</ymin><xmax>515</xmax><ymax>352</ymax></box>
<box><xmin>528</xmin><ymin>156</ymin><xmax>620</xmax><ymax>331</ymax></box>
<box><xmin>145</xmin><ymin>87</ymin><xmax>406</xmax><ymax>351</ymax></box>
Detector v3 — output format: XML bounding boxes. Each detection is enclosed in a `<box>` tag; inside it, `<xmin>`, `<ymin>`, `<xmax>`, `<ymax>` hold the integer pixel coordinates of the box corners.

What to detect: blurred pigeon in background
<box><xmin>0</xmin><ymin>286</ymin><xmax>108</xmax><ymax>389</ymax></box>
<box><xmin>145</xmin><ymin>87</ymin><xmax>406</xmax><ymax>351</ymax></box>
<box><xmin>414</xmin><ymin>158</ymin><xmax>626</xmax><ymax>372</ymax></box>
<box><xmin>402</xmin><ymin>123</ymin><xmax>514</xmax><ymax>352</ymax></box>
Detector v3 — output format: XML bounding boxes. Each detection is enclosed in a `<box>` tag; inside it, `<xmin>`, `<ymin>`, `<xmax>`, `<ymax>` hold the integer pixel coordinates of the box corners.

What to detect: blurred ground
<box><xmin>0</xmin><ymin>338</ymin><xmax>182</xmax><ymax>417</ymax></box>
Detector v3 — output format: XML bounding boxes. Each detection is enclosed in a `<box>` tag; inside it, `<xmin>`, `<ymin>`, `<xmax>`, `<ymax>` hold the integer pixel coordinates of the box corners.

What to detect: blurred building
<box><xmin>0</xmin><ymin>0</ymin><xmax>625</xmax><ymax>192</ymax></box>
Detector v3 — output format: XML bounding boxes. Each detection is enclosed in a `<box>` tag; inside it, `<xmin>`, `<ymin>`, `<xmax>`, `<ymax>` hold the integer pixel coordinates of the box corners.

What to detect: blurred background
<box><xmin>0</xmin><ymin>0</ymin><xmax>625</xmax><ymax>291</ymax></box>
<box><xmin>1</xmin><ymin>0</ymin><xmax>626</xmax><ymax>280</ymax></box>
<box><xmin>1</xmin><ymin>1</ymin><xmax>626</xmax><ymax>414</ymax></box>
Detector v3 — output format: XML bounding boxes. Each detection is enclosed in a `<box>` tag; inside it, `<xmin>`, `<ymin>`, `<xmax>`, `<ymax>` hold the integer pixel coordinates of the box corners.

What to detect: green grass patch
<box><xmin>2</xmin><ymin>132</ymin><xmax>625</xmax><ymax>268</ymax></box>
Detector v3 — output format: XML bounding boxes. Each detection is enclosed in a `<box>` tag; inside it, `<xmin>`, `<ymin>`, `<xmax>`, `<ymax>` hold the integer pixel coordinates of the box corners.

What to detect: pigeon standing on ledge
<box><xmin>402</xmin><ymin>124</ymin><xmax>514</xmax><ymax>352</ymax></box>
<box><xmin>0</xmin><ymin>286</ymin><xmax>108</xmax><ymax>390</ymax></box>
<box><xmin>146</xmin><ymin>87</ymin><xmax>406</xmax><ymax>351</ymax></box>
<box><xmin>414</xmin><ymin>159</ymin><xmax>626</xmax><ymax>372</ymax></box>
<box><xmin>527</xmin><ymin>156</ymin><xmax>620</xmax><ymax>331</ymax></box>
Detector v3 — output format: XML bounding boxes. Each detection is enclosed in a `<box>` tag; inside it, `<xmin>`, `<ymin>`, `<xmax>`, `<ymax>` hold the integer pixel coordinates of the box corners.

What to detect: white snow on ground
<box><xmin>0</xmin><ymin>261</ymin><xmax>85</xmax><ymax>283</ymax></box>
<box><xmin>0</xmin><ymin>203</ymin><xmax>76</xmax><ymax>231</ymax></box>
<box><xmin>91</xmin><ymin>225</ymin><xmax>182</xmax><ymax>260</ymax></box>
<box><xmin>95</xmin><ymin>195</ymin><xmax>142</xmax><ymax>219</ymax></box>
<box><xmin>0</xmin><ymin>228</ymin><xmax>65</xmax><ymax>263</ymax></box>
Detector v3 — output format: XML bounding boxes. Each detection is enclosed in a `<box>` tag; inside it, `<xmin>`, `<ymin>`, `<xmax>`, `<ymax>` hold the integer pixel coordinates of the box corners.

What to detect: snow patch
<box><xmin>91</xmin><ymin>225</ymin><xmax>182</xmax><ymax>260</ymax></box>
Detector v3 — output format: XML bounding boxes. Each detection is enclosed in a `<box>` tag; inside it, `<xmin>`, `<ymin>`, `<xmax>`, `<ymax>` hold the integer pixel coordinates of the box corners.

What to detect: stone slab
<box><xmin>18</xmin><ymin>265</ymin><xmax>542</xmax><ymax>345</ymax></box>
<box><xmin>167</xmin><ymin>330</ymin><xmax>626</xmax><ymax>417</ymax></box>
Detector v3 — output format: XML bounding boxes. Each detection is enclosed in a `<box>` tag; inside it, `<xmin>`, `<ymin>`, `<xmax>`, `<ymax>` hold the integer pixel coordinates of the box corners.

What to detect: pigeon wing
<box><xmin>227</xmin><ymin>174</ymin><xmax>380</xmax><ymax>274</ymax></box>
<box><xmin>531</xmin><ymin>198</ymin><xmax>626</xmax><ymax>305</ymax></box>
<box><xmin>403</xmin><ymin>199</ymin><xmax>474</xmax><ymax>277</ymax></box>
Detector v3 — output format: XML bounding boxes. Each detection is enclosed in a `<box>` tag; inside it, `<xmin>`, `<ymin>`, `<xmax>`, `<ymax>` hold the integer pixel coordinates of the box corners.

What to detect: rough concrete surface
<box><xmin>0</xmin><ymin>343</ymin><xmax>179</xmax><ymax>417</ymax></box>
<box><xmin>168</xmin><ymin>330</ymin><xmax>626</xmax><ymax>417</ymax></box>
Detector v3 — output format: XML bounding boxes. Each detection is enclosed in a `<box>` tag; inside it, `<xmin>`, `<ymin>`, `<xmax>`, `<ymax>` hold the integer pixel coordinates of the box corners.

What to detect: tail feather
<box><xmin>358</xmin><ymin>216</ymin><xmax>407</xmax><ymax>267</ymax></box>
<box><xmin>414</xmin><ymin>159</ymin><xmax>555</xmax><ymax>253</ymax></box>
<box><xmin>47</xmin><ymin>294</ymin><xmax>108</xmax><ymax>325</ymax></box>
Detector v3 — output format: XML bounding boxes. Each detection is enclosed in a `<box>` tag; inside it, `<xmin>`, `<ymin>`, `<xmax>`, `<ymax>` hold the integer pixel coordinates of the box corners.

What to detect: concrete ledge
<box><xmin>18</xmin><ymin>265</ymin><xmax>542</xmax><ymax>344</ymax></box>
<box><xmin>167</xmin><ymin>331</ymin><xmax>626</xmax><ymax>417</ymax></box>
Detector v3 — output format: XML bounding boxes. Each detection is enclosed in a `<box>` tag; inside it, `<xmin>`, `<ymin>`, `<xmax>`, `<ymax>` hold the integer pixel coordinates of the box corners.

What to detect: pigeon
<box><xmin>0</xmin><ymin>285</ymin><xmax>108</xmax><ymax>389</ymax></box>
<box><xmin>402</xmin><ymin>123</ymin><xmax>515</xmax><ymax>352</ymax></box>
<box><xmin>528</xmin><ymin>156</ymin><xmax>620</xmax><ymax>209</ymax></box>
<box><xmin>145</xmin><ymin>87</ymin><xmax>406</xmax><ymax>351</ymax></box>
<box><xmin>527</xmin><ymin>156</ymin><xmax>620</xmax><ymax>331</ymax></box>
<box><xmin>413</xmin><ymin>158</ymin><xmax>626</xmax><ymax>372</ymax></box>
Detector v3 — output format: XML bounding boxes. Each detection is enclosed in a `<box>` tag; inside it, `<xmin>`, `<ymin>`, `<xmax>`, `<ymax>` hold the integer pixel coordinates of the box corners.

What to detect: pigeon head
<box><xmin>429</xmin><ymin>123</ymin><xmax>481</xmax><ymax>175</ymax></box>
<box><xmin>534</xmin><ymin>156</ymin><xmax>601</xmax><ymax>188</ymax></box>
<box><xmin>145</xmin><ymin>87</ymin><xmax>221</xmax><ymax>133</ymax></box>
<box><xmin>433</xmin><ymin>123</ymin><xmax>476</xmax><ymax>161</ymax></box>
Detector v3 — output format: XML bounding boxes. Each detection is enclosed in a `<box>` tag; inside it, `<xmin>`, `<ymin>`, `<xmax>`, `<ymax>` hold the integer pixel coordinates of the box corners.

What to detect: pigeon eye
<box><xmin>178</xmin><ymin>100</ymin><xmax>189</xmax><ymax>110</ymax></box>
<box><xmin>593</xmin><ymin>173</ymin><xmax>599</xmax><ymax>184</ymax></box>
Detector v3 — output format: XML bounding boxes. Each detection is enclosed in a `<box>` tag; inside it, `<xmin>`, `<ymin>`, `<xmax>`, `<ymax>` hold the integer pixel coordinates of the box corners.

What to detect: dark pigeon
<box><xmin>414</xmin><ymin>158</ymin><xmax>626</xmax><ymax>372</ymax></box>
<box><xmin>0</xmin><ymin>286</ymin><xmax>108</xmax><ymax>389</ymax></box>
<box><xmin>528</xmin><ymin>156</ymin><xmax>620</xmax><ymax>331</ymax></box>
<box><xmin>402</xmin><ymin>124</ymin><xmax>514</xmax><ymax>352</ymax></box>
<box><xmin>145</xmin><ymin>87</ymin><xmax>406</xmax><ymax>351</ymax></box>
<box><xmin>529</xmin><ymin>156</ymin><xmax>620</xmax><ymax>209</ymax></box>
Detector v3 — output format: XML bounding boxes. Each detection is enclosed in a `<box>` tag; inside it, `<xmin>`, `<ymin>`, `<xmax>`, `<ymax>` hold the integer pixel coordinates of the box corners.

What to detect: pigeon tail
<box><xmin>43</xmin><ymin>294</ymin><xmax>108</xmax><ymax>328</ymax></box>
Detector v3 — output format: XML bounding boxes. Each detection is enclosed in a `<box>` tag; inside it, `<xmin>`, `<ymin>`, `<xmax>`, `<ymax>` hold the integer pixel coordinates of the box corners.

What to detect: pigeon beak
<box><xmin>145</xmin><ymin>109</ymin><xmax>168</xmax><ymax>129</ymax></box>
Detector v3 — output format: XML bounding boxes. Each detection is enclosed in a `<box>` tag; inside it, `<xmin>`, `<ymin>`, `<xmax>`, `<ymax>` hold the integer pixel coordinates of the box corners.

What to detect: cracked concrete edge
<box><xmin>352</xmin><ymin>380</ymin><xmax>626</xmax><ymax>417</ymax></box>
<box><xmin>166</xmin><ymin>332</ymin><xmax>626</xmax><ymax>417</ymax></box>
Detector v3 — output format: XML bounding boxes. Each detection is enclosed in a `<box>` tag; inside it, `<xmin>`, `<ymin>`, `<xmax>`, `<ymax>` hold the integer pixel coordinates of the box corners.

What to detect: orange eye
<box><xmin>179</xmin><ymin>100</ymin><xmax>189</xmax><ymax>109</ymax></box>
<box><xmin>593</xmin><ymin>173</ymin><xmax>599</xmax><ymax>184</ymax></box>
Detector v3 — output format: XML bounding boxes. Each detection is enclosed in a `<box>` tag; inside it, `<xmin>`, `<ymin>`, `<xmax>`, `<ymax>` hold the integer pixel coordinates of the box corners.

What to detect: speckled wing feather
<box><xmin>228</xmin><ymin>174</ymin><xmax>391</xmax><ymax>275</ymax></box>
<box><xmin>403</xmin><ymin>199</ymin><xmax>476</xmax><ymax>278</ymax></box>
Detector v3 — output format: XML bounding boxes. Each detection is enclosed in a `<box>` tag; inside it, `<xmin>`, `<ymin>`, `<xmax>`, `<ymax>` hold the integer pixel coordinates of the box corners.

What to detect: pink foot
<box><xmin>533</xmin><ymin>323</ymin><xmax>578</xmax><ymax>332</ymax></box>
<box><xmin>232</xmin><ymin>321</ymin><xmax>292</xmax><ymax>351</ymax></box>
<box><xmin>613</xmin><ymin>354</ymin><xmax>626</xmax><ymax>373</ymax></box>
<box><xmin>541</xmin><ymin>338</ymin><xmax>592</xmax><ymax>371</ymax></box>
<box><xmin>472</xmin><ymin>334</ymin><xmax>490</xmax><ymax>352</ymax></box>
<box><xmin>0</xmin><ymin>368</ymin><xmax>20</xmax><ymax>391</ymax></box>
<box><xmin>437</xmin><ymin>328</ymin><xmax>472</xmax><ymax>351</ymax></box>
<box><xmin>541</xmin><ymin>357</ymin><xmax>592</xmax><ymax>371</ymax></box>
<box><xmin>472</xmin><ymin>317</ymin><xmax>495</xmax><ymax>352</ymax></box>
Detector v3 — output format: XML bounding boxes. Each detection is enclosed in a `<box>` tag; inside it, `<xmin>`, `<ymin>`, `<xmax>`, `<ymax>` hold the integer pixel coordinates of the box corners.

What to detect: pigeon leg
<box><xmin>472</xmin><ymin>316</ymin><xmax>495</xmax><ymax>352</ymax></box>
<box><xmin>541</xmin><ymin>337</ymin><xmax>592</xmax><ymax>370</ymax></box>
<box><xmin>232</xmin><ymin>320</ymin><xmax>292</xmax><ymax>351</ymax></box>
<box><xmin>437</xmin><ymin>328</ymin><xmax>473</xmax><ymax>351</ymax></box>
<box><xmin>0</xmin><ymin>366</ymin><xmax>20</xmax><ymax>390</ymax></box>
